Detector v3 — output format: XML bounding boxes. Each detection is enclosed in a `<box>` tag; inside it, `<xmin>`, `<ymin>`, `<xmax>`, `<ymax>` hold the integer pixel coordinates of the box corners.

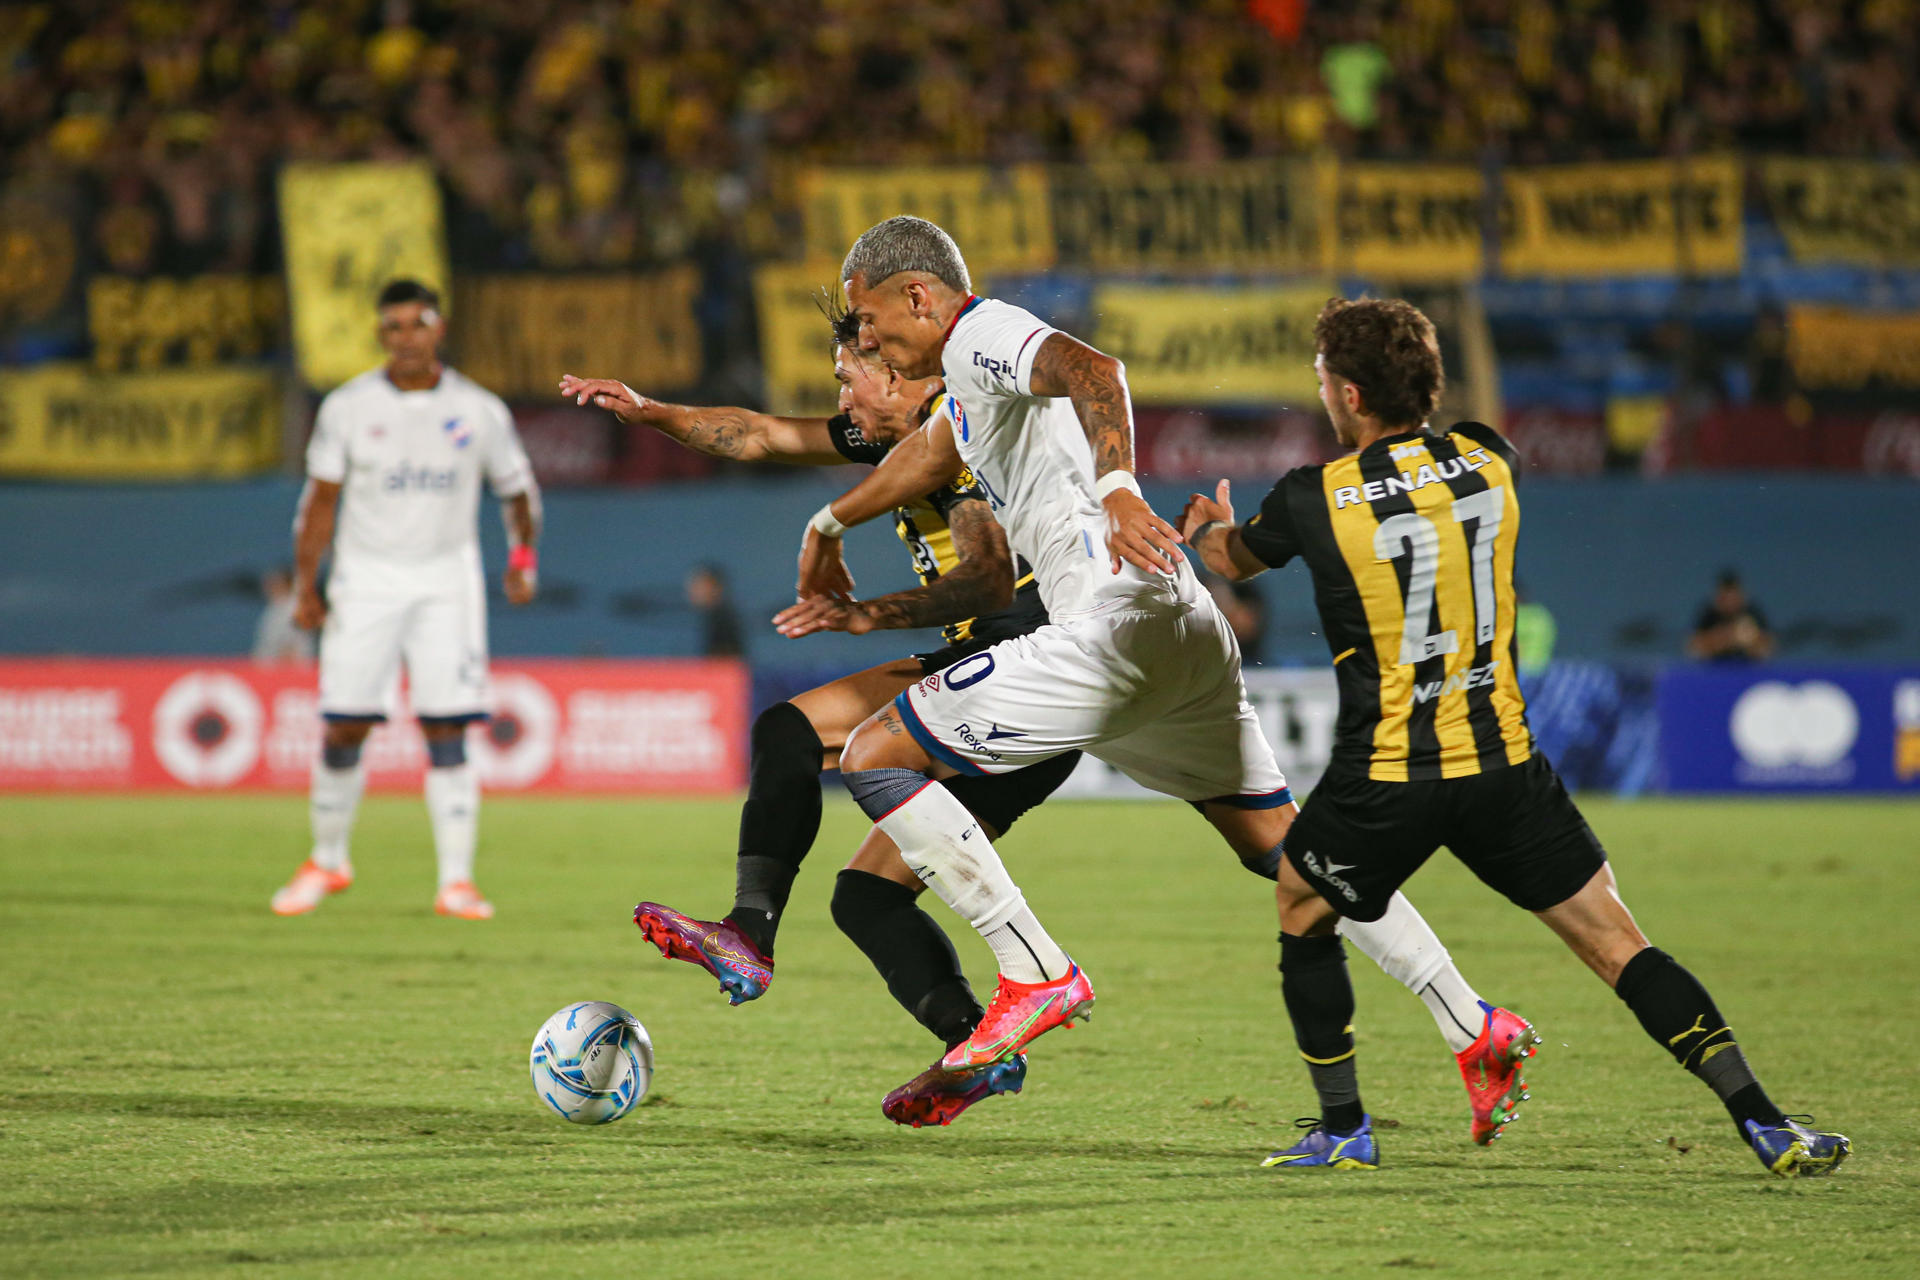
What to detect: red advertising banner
<box><xmin>0</xmin><ymin>659</ymin><xmax>748</xmax><ymax>793</ymax></box>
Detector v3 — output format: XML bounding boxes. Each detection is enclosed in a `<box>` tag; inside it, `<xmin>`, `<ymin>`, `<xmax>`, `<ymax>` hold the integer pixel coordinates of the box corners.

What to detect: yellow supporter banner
<box><xmin>1762</xmin><ymin>159</ymin><xmax>1920</xmax><ymax>267</ymax></box>
<box><xmin>1089</xmin><ymin>282</ymin><xmax>1329</xmax><ymax>406</ymax></box>
<box><xmin>1049</xmin><ymin>161</ymin><xmax>1318</xmax><ymax>271</ymax></box>
<box><xmin>279</xmin><ymin>162</ymin><xmax>449</xmax><ymax>389</ymax></box>
<box><xmin>0</xmin><ymin>363</ymin><xmax>280</xmax><ymax>478</ymax></box>
<box><xmin>752</xmin><ymin>263</ymin><xmax>844</xmax><ymax>418</ymax></box>
<box><xmin>1504</xmin><ymin>156</ymin><xmax>1743</xmax><ymax>277</ymax></box>
<box><xmin>1787</xmin><ymin>306</ymin><xmax>1920</xmax><ymax>390</ymax></box>
<box><xmin>455</xmin><ymin>271</ymin><xmax>702</xmax><ymax>399</ymax></box>
<box><xmin>89</xmin><ymin>275</ymin><xmax>285</xmax><ymax>372</ymax></box>
<box><xmin>798</xmin><ymin>166</ymin><xmax>1054</xmax><ymax>272</ymax></box>
<box><xmin>1319</xmin><ymin>162</ymin><xmax>1486</xmax><ymax>282</ymax></box>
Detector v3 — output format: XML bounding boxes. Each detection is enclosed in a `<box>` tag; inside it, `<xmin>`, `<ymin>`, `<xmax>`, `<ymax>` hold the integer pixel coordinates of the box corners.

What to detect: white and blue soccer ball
<box><xmin>529</xmin><ymin>1001</ymin><xmax>653</xmax><ymax>1125</ymax></box>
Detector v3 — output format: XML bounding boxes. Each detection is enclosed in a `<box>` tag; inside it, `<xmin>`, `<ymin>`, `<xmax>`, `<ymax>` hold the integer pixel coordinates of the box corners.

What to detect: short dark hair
<box><xmin>1314</xmin><ymin>297</ymin><xmax>1445</xmax><ymax>428</ymax></box>
<box><xmin>817</xmin><ymin>285</ymin><xmax>861</xmax><ymax>351</ymax></box>
<box><xmin>377</xmin><ymin>279</ymin><xmax>440</xmax><ymax>311</ymax></box>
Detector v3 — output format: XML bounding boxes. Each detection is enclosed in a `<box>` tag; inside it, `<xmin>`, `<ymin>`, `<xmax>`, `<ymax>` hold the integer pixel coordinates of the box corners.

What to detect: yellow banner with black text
<box><xmin>1089</xmin><ymin>283</ymin><xmax>1330</xmax><ymax>406</ymax></box>
<box><xmin>1762</xmin><ymin>159</ymin><xmax>1920</xmax><ymax>267</ymax></box>
<box><xmin>453</xmin><ymin>271</ymin><xmax>702</xmax><ymax>399</ymax></box>
<box><xmin>1503</xmin><ymin>156</ymin><xmax>1743</xmax><ymax>277</ymax></box>
<box><xmin>279</xmin><ymin>162</ymin><xmax>450</xmax><ymax>390</ymax></box>
<box><xmin>0</xmin><ymin>363</ymin><xmax>280</xmax><ymax>478</ymax></box>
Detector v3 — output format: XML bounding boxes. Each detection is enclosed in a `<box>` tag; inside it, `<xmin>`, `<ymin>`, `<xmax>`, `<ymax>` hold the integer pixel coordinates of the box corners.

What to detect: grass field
<box><xmin>2</xmin><ymin>793</ymin><xmax>1917</xmax><ymax>1278</ymax></box>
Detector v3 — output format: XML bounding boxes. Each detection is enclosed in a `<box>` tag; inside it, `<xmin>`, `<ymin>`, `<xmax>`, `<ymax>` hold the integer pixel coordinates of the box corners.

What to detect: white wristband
<box><xmin>1095</xmin><ymin>470</ymin><xmax>1141</xmax><ymax>501</ymax></box>
<box><xmin>809</xmin><ymin>503</ymin><xmax>848</xmax><ymax>538</ymax></box>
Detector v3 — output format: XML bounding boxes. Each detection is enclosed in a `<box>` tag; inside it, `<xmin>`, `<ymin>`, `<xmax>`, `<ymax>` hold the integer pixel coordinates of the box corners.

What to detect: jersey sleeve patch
<box><xmin>827</xmin><ymin>413</ymin><xmax>889</xmax><ymax>466</ymax></box>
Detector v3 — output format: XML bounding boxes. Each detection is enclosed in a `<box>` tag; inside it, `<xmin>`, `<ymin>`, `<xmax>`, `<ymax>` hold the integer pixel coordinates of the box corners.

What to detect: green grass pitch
<box><xmin>3</xmin><ymin>793</ymin><xmax>1916</xmax><ymax>1278</ymax></box>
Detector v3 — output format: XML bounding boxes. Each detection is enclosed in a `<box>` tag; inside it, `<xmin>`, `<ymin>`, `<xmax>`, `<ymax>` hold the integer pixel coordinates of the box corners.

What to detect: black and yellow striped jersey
<box><xmin>1240</xmin><ymin>421</ymin><xmax>1533</xmax><ymax>782</ymax></box>
<box><xmin>827</xmin><ymin>397</ymin><xmax>1045</xmax><ymax>646</ymax></box>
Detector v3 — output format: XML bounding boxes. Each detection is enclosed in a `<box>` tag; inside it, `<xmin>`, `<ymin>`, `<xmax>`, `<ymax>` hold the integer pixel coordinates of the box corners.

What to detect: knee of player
<box><xmin>839</xmin><ymin>712</ymin><xmax>921</xmax><ymax>775</ymax></box>
<box><xmin>751</xmin><ymin>700</ymin><xmax>824</xmax><ymax>762</ymax></box>
<box><xmin>422</xmin><ymin>731</ymin><xmax>468</xmax><ymax>769</ymax></box>
<box><xmin>322</xmin><ymin>719</ymin><xmax>374</xmax><ymax>754</ymax></box>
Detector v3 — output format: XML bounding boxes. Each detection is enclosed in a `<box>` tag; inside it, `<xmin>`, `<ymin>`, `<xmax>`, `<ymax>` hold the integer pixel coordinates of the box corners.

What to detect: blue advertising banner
<box><xmin>1660</xmin><ymin>666</ymin><xmax>1920</xmax><ymax>792</ymax></box>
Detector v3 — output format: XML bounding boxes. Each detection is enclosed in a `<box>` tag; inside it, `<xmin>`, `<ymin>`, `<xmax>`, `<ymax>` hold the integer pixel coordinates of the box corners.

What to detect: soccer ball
<box><xmin>529</xmin><ymin>1001</ymin><xmax>653</xmax><ymax>1124</ymax></box>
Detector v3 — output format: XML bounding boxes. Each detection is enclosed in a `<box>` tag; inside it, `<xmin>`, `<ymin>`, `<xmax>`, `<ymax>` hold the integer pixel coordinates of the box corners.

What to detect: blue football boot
<box><xmin>1261</xmin><ymin>1116</ymin><xmax>1379</xmax><ymax>1170</ymax></box>
<box><xmin>1744</xmin><ymin>1116</ymin><xmax>1851</xmax><ymax>1177</ymax></box>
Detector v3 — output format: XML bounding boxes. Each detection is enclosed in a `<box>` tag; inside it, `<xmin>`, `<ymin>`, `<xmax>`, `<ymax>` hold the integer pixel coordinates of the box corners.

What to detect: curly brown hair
<box><xmin>1313</xmin><ymin>297</ymin><xmax>1445</xmax><ymax>429</ymax></box>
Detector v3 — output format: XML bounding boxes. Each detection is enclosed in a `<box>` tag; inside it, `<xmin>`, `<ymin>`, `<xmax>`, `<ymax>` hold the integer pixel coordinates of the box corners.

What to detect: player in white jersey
<box><xmin>822</xmin><ymin>219</ymin><xmax>1545</xmax><ymax>1116</ymax></box>
<box><xmin>270</xmin><ymin>280</ymin><xmax>541</xmax><ymax>920</ymax></box>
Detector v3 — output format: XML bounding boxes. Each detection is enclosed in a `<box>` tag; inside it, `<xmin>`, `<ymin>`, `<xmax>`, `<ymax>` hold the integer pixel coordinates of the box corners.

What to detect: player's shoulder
<box><xmin>438</xmin><ymin>366</ymin><xmax>510</xmax><ymax>413</ymax></box>
<box><xmin>1446</xmin><ymin>420</ymin><xmax>1519</xmax><ymax>469</ymax></box>
<box><xmin>322</xmin><ymin>366</ymin><xmax>389</xmax><ymax>404</ymax></box>
<box><xmin>945</xmin><ymin>296</ymin><xmax>1054</xmax><ymax>383</ymax></box>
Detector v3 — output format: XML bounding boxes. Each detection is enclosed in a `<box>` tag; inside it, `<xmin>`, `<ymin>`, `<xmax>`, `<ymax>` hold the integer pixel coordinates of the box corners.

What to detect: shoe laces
<box><xmin>1290</xmin><ymin>1117</ymin><xmax>1322</xmax><ymax>1132</ymax></box>
<box><xmin>980</xmin><ymin>977</ymin><xmax>1025</xmax><ymax>1026</ymax></box>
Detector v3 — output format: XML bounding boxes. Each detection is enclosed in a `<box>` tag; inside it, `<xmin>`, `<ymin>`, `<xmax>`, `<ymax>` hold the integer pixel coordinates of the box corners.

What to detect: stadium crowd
<box><xmin>4</xmin><ymin>0</ymin><xmax>1918</xmax><ymax>276</ymax></box>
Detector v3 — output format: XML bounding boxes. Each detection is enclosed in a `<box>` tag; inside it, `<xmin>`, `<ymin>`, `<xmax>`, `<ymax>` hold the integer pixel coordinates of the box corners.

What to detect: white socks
<box><xmin>1338</xmin><ymin>891</ymin><xmax>1488</xmax><ymax>1053</ymax></box>
<box><xmin>309</xmin><ymin>758</ymin><xmax>366</xmax><ymax>872</ymax></box>
<box><xmin>873</xmin><ymin>780</ymin><xmax>1070</xmax><ymax>984</ymax></box>
<box><xmin>425</xmin><ymin>763</ymin><xmax>479</xmax><ymax>889</ymax></box>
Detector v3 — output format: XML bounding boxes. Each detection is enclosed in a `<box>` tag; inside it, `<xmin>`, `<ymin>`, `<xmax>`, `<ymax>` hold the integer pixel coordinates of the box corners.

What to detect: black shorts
<box><xmin>1284</xmin><ymin>753</ymin><xmax>1606</xmax><ymax>923</ymax></box>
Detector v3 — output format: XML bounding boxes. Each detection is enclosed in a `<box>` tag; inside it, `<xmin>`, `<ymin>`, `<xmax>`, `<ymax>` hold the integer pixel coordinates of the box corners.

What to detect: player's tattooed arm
<box><xmin>556</xmin><ymin>375</ymin><xmax>844</xmax><ymax>464</ymax></box>
<box><xmin>1027</xmin><ymin>333</ymin><xmax>1183</xmax><ymax>576</ymax></box>
<box><xmin>1180</xmin><ymin>480</ymin><xmax>1268</xmax><ymax>582</ymax></box>
<box><xmin>775</xmin><ymin>498</ymin><xmax>1015</xmax><ymax>638</ymax></box>
<box><xmin>291</xmin><ymin>478</ymin><xmax>341</xmax><ymax>629</ymax></box>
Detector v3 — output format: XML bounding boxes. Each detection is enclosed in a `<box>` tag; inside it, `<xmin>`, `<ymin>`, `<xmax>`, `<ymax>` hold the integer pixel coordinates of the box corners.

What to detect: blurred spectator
<box><xmin>686</xmin><ymin>562</ymin><xmax>743</xmax><ymax>658</ymax></box>
<box><xmin>1208</xmin><ymin>578</ymin><xmax>1268</xmax><ymax>665</ymax></box>
<box><xmin>1514</xmin><ymin>585</ymin><xmax>1557</xmax><ymax>676</ymax></box>
<box><xmin>1689</xmin><ymin>569</ymin><xmax>1774</xmax><ymax>663</ymax></box>
<box><xmin>252</xmin><ymin>565</ymin><xmax>314</xmax><ymax>665</ymax></box>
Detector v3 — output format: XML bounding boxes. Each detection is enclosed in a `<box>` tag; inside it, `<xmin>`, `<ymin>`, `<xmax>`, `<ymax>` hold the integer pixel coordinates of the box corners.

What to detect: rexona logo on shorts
<box><xmin>1729</xmin><ymin>680</ymin><xmax>1859</xmax><ymax>784</ymax></box>
<box><xmin>1297</xmin><ymin>849</ymin><xmax>1359</xmax><ymax>903</ymax></box>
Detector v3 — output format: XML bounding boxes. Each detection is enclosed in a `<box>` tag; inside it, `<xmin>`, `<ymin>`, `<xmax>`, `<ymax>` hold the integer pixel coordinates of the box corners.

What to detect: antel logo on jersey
<box><xmin>383</xmin><ymin>462</ymin><xmax>458</xmax><ymax>491</ymax></box>
<box><xmin>152</xmin><ymin>670</ymin><xmax>265</xmax><ymax>787</ymax></box>
<box><xmin>972</xmin><ymin>352</ymin><xmax>1014</xmax><ymax>382</ymax></box>
<box><xmin>1730</xmin><ymin>680</ymin><xmax>1859</xmax><ymax>779</ymax></box>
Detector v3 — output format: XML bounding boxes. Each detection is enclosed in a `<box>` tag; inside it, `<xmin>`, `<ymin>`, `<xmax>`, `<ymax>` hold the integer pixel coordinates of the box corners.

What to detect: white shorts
<box><xmin>318</xmin><ymin>577</ymin><xmax>490</xmax><ymax>722</ymax></box>
<box><xmin>892</xmin><ymin>592</ymin><xmax>1290</xmax><ymax>806</ymax></box>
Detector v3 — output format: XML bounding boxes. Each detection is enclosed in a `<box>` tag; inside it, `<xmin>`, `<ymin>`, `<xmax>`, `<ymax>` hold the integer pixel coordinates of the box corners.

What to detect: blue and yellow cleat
<box><xmin>1744</xmin><ymin>1116</ymin><xmax>1851</xmax><ymax>1177</ymax></box>
<box><xmin>1261</xmin><ymin>1116</ymin><xmax>1379</xmax><ymax>1170</ymax></box>
<box><xmin>633</xmin><ymin>902</ymin><xmax>772</xmax><ymax>1005</ymax></box>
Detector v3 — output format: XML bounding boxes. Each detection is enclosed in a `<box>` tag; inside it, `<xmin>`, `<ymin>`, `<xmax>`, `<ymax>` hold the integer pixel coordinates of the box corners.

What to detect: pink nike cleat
<box><xmin>434</xmin><ymin>880</ymin><xmax>495</xmax><ymax>920</ymax></box>
<box><xmin>633</xmin><ymin>902</ymin><xmax>773</xmax><ymax>1004</ymax></box>
<box><xmin>940</xmin><ymin>962</ymin><xmax>1094</xmax><ymax>1070</ymax></box>
<box><xmin>1456</xmin><ymin>1004</ymin><xmax>1540</xmax><ymax>1144</ymax></box>
<box><xmin>883</xmin><ymin>1053</ymin><xmax>1028</xmax><ymax>1128</ymax></box>
<box><xmin>270</xmin><ymin>860</ymin><xmax>353</xmax><ymax>916</ymax></box>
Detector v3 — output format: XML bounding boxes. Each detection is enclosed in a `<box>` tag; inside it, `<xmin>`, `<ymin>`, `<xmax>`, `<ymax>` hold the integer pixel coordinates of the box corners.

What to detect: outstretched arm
<box><xmin>795</xmin><ymin>411</ymin><xmax>967</xmax><ymax>599</ymax></box>
<box><xmin>1026</xmin><ymin>332</ymin><xmax>1183</xmax><ymax>575</ymax></box>
<box><xmin>557</xmin><ymin>375</ymin><xmax>845</xmax><ymax>465</ymax></box>
<box><xmin>1179</xmin><ymin>480</ymin><xmax>1269</xmax><ymax>583</ymax></box>
<box><xmin>775</xmin><ymin>497</ymin><xmax>1016</xmax><ymax>637</ymax></box>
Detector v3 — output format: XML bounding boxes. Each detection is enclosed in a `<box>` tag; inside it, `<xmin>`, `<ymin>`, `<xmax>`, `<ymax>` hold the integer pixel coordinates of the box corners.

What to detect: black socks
<box><xmin>1615</xmin><ymin>946</ymin><xmax>1785</xmax><ymax>1133</ymax></box>
<box><xmin>728</xmin><ymin>702</ymin><xmax>826</xmax><ymax>956</ymax></box>
<box><xmin>833</xmin><ymin>869</ymin><xmax>982</xmax><ymax>1049</ymax></box>
<box><xmin>1280</xmin><ymin>932</ymin><xmax>1364</xmax><ymax>1134</ymax></box>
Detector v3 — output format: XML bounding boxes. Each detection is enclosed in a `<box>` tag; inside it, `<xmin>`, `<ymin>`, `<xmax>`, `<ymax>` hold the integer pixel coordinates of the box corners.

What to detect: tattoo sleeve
<box><xmin>1029</xmin><ymin>332</ymin><xmax>1135</xmax><ymax>479</ymax></box>
<box><xmin>857</xmin><ymin>499</ymin><xmax>1017</xmax><ymax>631</ymax></box>
<box><xmin>645</xmin><ymin>403</ymin><xmax>762</xmax><ymax>459</ymax></box>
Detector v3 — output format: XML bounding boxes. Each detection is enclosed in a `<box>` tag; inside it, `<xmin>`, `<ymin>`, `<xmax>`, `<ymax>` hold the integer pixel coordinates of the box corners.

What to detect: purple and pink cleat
<box><xmin>882</xmin><ymin>1053</ymin><xmax>1029</xmax><ymax>1128</ymax></box>
<box><xmin>633</xmin><ymin>902</ymin><xmax>773</xmax><ymax>1005</ymax></box>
